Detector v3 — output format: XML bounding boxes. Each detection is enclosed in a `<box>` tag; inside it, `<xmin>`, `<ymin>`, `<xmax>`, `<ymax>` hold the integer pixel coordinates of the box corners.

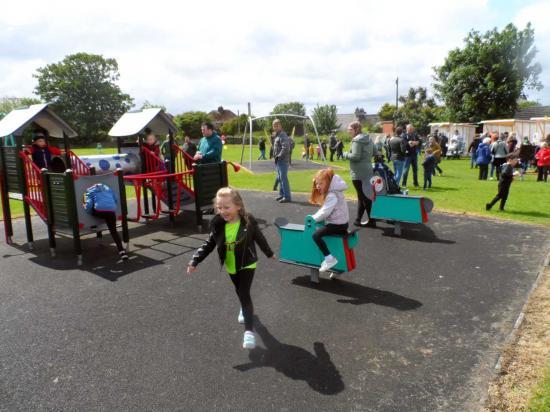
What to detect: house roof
<box><xmin>208</xmin><ymin>109</ymin><xmax>237</xmax><ymax>123</ymax></box>
<box><xmin>514</xmin><ymin>105</ymin><xmax>550</xmax><ymax>120</ymax></box>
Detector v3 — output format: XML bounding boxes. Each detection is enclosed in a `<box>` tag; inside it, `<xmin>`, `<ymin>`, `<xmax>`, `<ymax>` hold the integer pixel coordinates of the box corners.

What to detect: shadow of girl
<box><xmin>233</xmin><ymin>316</ymin><xmax>345</xmax><ymax>395</ymax></box>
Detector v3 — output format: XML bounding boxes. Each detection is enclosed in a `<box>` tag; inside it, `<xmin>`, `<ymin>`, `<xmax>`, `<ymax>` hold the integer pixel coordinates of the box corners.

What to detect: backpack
<box><xmin>374</xmin><ymin>162</ymin><xmax>401</xmax><ymax>194</ymax></box>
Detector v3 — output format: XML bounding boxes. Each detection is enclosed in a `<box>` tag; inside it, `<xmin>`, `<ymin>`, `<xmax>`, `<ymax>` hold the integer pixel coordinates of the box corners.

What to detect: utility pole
<box><xmin>394</xmin><ymin>76</ymin><xmax>399</xmax><ymax>128</ymax></box>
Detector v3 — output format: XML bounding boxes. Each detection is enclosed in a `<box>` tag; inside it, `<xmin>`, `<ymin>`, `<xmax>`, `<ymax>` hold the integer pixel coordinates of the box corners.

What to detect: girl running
<box><xmin>187</xmin><ymin>187</ymin><xmax>275</xmax><ymax>349</ymax></box>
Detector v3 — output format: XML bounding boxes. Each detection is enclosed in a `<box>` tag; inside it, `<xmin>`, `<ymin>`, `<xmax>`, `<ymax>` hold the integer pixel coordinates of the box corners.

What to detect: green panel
<box><xmin>278</xmin><ymin>215</ymin><xmax>358</xmax><ymax>273</ymax></box>
<box><xmin>47</xmin><ymin>173</ymin><xmax>71</xmax><ymax>228</ymax></box>
<box><xmin>1</xmin><ymin>147</ymin><xmax>23</xmax><ymax>194</ymax></box>
<box><xmin>370</xmin><ymin>194</ymin><xmax>423</xmax><ymax>223</ymax></box>
<box><xmin>194</xmin><ymin>162</ymin><xmax>226</xmax><ymax>208</ymax></box>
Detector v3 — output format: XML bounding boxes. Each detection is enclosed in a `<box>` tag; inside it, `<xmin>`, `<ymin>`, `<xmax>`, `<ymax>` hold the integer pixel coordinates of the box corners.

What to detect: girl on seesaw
<box><xmin>309</xmin><ymin>168</ymin><xmax>349</xmax><ymax>277</ymax></box>
<box><xmin>187</xmin><ymin>187</ymin><xmax>275</xmax><ymax>349</ymax></box>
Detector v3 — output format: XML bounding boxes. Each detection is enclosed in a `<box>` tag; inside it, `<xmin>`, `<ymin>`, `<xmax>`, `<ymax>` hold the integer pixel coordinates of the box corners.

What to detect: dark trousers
<box><xmin>312</xmin><ymin>223</ymin><xmax>349</xmax><ymax>256</ymax></box>
<box><xmin>487</xmin><ymin>180</ymin><xmax>512</xmax><ymax>210</ymax></box>
<box><xmin>478</xmin><ymin>164</ymin><xmax>489</xmax><ymax>180</ymax></box>
<box><xmin>423</xmin><ymin>168</ymin><xmax>433</xmax><ymax>189</ymax></box>
<box><xmin>434</xmin><ymin>162</ymin><xmax>443</xmax><ymax>175</ymax></box>
<box><xmin>537</xmin><ymin>166</ymin><xmax>548</xmax><ymax>182</ymax></box>
<box><xmin>229</xmin><ymin>268</ymin><xmax>255</xmax><ymax>331</ymax></box>
<box><xmin>352</xmin><ymin>180</ymin><xmax>372</xmax><ymax>223</ymax></box>
<box><xmin>493</xmin><ymin>158</ymin><xmax>506</xmax><ymax>180</ymax></box>
<box><xmin>91</xmin><ymin>210</ymin><xmax>124</xmax><ymax>252</ymax></box>
<box><xmin>329</xmin><ymin>149</ymin><xmax>335</xmax><ymax>161</ymax></box>
<box><xmin>402</xmin><ymin>154</ymin><xmax>419</xmax><ymax>186</ymax></box>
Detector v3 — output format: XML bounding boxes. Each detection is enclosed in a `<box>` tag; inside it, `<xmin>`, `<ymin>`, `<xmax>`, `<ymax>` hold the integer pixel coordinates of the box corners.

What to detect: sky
<box><xmin>1</xmin><ymin>0</ymin><xmax>549</xmax><ymax>117</ymax></box>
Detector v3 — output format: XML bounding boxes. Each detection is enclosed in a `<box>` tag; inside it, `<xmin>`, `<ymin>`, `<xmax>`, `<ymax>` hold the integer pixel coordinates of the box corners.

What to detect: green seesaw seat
<box><xmin>275</xmin><ymin>215</ymin><xmax>359</xmax><ymax>283</ymax></box>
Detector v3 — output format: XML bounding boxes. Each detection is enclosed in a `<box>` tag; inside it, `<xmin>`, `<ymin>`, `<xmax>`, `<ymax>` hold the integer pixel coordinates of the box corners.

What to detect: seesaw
<box><xmin>274</xmin><ymin>215</ymin><xmax>359</xmax><ymax>283</ymax></box>
<box><xmin>369</xmin><ymin>175</ymin><xmax>434</xmax><ymax>236</ymax></box>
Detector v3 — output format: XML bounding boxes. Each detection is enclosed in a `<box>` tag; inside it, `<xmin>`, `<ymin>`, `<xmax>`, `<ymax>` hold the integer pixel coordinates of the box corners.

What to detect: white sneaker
<box><xmin>238</xmin><ymin>308</ymin><xmax>244</xmax><ymax>324</ymax></box>
<box><xmin>243</xmin><ymin>331</ymin><xmax>256</xmax><ymax>349</ymax></box>
<box><xmin>329</xmin><ymin>272</ymin><xmax>340</xmax><ymax>280</ymax></box>
<box><xmin>319</xmin><ymin>256</ymin><xmax>338</xmax><ymax>272</ymax></box>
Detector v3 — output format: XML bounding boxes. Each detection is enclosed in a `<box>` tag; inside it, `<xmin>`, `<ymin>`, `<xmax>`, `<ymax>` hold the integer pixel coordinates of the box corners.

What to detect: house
<box><xmin>335</xmin><ymin>113</ymin><xmax>380</xmax><ymax>131</ymax></box>
<box><xmin>208</xmin><ymin>106</ymin><xmax>237</xmax><ymax>128</ymax></box>
<box><xmin>514</xmin><ymin>105</ymin><xmax>550</xmax><ymax>120</ymax></box>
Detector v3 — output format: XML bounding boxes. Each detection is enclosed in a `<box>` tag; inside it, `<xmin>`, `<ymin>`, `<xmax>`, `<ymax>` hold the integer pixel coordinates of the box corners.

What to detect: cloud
<box><xmin>0</xmin><ymin>0</ymin><xmax>546</xmax><ymax>119</ymax></box>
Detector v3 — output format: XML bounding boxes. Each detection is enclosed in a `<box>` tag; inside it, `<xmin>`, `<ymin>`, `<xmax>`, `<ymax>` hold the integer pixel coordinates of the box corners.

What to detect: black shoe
<box><xmin>275</xmin><ymin>196</ymin><xmax>283</xmax><ymax>201</ymax></box>
<box><xmin>353</xmin><ymin>220</ymin><xmax>368</xmax><ymax>227</ymax></box>
<box><xmin>365</xmin><ymin>219</ymin><xmax>377</xmax><ymax>228</ymax></box>
<box><xmin>485</xmin><ymin>203</ymin><xmax>491</xmax><ymax>211</ymax></box>
<box><xmin>119</xmin><ymin>250</ymin><xmax>129</xmax><ymax>260</ymax></box>
<box><xmin>278</xmin><ymin>198</ymin><xmax>290</xmax><ymax>203</ymax></box>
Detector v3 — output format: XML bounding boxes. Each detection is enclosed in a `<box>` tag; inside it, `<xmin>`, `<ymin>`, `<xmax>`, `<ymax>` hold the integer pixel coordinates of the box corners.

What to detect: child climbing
<box><xmin>187</xmin><ymin>187</ymin><xmax>276</xmax><ymax>349</ymax></box>
<box><xmin>309</xmin><ymin>168</ymin><xmax>349</xmax><ymax>278</ymax></box>
<box><xmin>30</xmin><ymin>129</ymin><xmax>62</xmax><ymax>170</ymax></box>
<box><xmin>84</xmin><ymin>183</ymin><xmax>128</xmax><ymax>260</ymax></box>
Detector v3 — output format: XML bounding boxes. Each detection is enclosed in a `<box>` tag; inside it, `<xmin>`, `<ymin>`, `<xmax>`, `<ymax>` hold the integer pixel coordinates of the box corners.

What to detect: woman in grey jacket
<box><xmin>343</xmin><ymin>121</ymin><xmax>378</xmax><ymax>227</ymax></box>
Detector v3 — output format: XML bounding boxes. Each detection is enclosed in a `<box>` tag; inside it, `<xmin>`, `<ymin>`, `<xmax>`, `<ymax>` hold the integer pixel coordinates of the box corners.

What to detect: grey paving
<box><xmin>239</xmin><ymin>158</ymin><xmax>342</xmax><ymax>174</ymax></box>
<box><xmin>0</xmin><ymin>191</ymin><xmax>548</xmax><ymax>411</ymax></box>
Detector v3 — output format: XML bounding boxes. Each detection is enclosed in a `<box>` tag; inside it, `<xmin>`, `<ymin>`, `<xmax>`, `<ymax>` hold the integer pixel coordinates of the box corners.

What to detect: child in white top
<box><xmin>309</xmin><ymin>168</ymin><xmax>349</xmax><ymax>273</ymax></box>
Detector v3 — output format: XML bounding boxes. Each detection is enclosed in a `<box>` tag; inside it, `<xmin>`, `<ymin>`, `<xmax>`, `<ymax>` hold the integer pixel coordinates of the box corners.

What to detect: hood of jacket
<box><xmin>328</xmin><ymin>174</ymin><xmax>348</xmax><ymax>193</ymax></box>
<box><xmin>352</xmin><ymin>133</ymin><xmax>372</xmax><ymax>144</ymax></box>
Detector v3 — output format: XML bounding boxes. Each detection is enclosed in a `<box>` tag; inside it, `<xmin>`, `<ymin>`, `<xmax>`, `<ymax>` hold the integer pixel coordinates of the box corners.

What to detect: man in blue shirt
<box><xmin>194</xmin><ymin>122</ymin><xmax>222</xmax><ymax>164</ymax></box>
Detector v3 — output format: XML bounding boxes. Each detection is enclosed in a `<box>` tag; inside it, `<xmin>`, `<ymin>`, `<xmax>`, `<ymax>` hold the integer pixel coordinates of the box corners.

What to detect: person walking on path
<box><xmin>272</xmin><ymin>119</ymin><xmax>291</xmax><ymax>203</ymax></box>
<box><xmin>343</xmin><ymin>121</ymin><xmax>378</xmax><ymax>228</ymax></box>
<box><xmin>258</xmin><ymin>137</ymin><xmax>267</xmax><ymax>160</ymax></box>
<box><xmin>388</xmin><ymin>126</ymin><xmax>406</xmax><ymax>186</ymax></box>
<box><xmin>187</xmin><ymin>187</ymin><xmax>276</xmax><ymax>350</ymax></box>
<box><xmin>401</xmin><ymin>124</ymin><xmax>421</xmax><ymax>187</ymax></box>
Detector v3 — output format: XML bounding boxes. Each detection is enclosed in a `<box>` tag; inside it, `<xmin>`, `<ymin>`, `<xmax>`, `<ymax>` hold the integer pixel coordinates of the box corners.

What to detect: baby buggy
<box><xmin>446</xmin><ymin>136</ymin><xmax>464</xmax><ymax>159</ymax></box>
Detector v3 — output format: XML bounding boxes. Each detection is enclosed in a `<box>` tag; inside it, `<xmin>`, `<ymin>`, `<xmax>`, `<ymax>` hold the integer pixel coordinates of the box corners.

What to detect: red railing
<box><xmin>123</xmin><ymin>170</ymin><xmax>194</xmax><ymax>222</ymax></box>
<box><xmin>142</xmin><ymin>146</ymin><xmax>165</xmax><ymax>173</ymax></box>
<box><xmin>173</xmin><ymin>144</ymin><xmax>195</xmax><ymax>190</ymax></box>
<box><xmin>19</xmin><ymin>151</ymin><xmax>47</xmax><ymax>221</ymax></box>
<box><xmin>68</xmin><ymin>150</ymin><xmax>91</xmax><ymax>176</ymax></box>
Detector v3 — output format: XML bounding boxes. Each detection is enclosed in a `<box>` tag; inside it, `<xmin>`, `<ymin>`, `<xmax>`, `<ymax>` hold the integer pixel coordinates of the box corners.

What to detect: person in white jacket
<box><xmin>309</xmin><ymin>168</ymin><xmax>350</xmax><ymax>274</ymax></box>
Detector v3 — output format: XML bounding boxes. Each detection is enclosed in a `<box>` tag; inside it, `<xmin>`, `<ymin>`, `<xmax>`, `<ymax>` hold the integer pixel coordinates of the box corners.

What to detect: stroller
<box><xmin>373</xmin><ymin>156</ymin><xmax>401</xmax><ymax>195</ymax></box>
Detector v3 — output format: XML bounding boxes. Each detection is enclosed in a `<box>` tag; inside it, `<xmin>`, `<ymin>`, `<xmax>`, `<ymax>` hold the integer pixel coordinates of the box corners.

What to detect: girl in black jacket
<box><xmin>187</xmin><ymin>187</ymin><xmax>275</xmax><ymax>349</ymax></box>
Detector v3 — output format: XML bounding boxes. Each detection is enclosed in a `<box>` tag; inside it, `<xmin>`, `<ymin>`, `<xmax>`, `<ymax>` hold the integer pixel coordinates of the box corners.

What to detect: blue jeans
<box><xmin>276</xmin><ymin>161</ymin><xmax>291</xmax><ymax>200</ymax></box>
<box><xmin>402</xmin><ymin>155</ymin><xmax>419</xmax><ymax>186</ymax></box>
<box><xmin>470</xmin><ymin>153</ymin><xmax>476</xmax><ymax>168</ymax></box>
<box><xmin>392</xmin><ymin>159</ymin><xmax>405</xmax><ymax>186</ymax></box>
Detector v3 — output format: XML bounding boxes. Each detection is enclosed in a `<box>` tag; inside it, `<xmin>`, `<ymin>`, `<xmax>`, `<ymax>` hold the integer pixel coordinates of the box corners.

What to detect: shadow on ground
<box><xmin>291</xmin><ymin>276</ymin><xmax>422</xmax><ymax>309</ymax></box>
<box><xmin>234</xmin><ymin>316</ymin><xmax>345</xmax><ymax>395</ymax></box>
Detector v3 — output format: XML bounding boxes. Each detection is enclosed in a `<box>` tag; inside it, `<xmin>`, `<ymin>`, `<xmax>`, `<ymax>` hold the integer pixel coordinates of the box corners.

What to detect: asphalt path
<box><xmin>1</xmin><ymin>191</ymin><xmax>548</xmax><ymax>411</ymax></box>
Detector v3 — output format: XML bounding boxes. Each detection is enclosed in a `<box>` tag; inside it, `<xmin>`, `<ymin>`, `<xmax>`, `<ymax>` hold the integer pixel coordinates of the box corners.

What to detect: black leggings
<box><xmin>478</xmin><ymin>164</ymin><xmax>489</xmax><ymax>180</ymax></box>
<box><xmin>312</xmin><ymin>223</ymin><xmax>349</xmax><ymax>256</ymax></box>
<box><xmin>487</xmin><ymin>181</ymin><xmax>512</xmax><ymax>210</ymax></box>
<box><xmin>352</xmin><ymin>180</ymin><xmax>372</xmax><ymax>223</ymax></box>
<box><xmin>229</xmin><ymin>268</ymin><xmax>255</xmax><ymax>331</ymax></box>
<box><xmin>91</xmin><ymin>210</ymin><xmax>124</xmax><ymax>252</ymax></box>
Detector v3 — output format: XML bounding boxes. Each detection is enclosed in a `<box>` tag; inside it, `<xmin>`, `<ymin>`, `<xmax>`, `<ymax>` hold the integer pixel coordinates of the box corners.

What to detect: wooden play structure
<box><xmin>275</xmin><ymin>215</ymin><xmax>359</xmax><ymax>283</ymax></box>
<box><xmin>0</xmin><ymin>104</ymin><xmax>129</xmax><ymax>264</ymax></box>
<box><xmin>531</xmin><ymin>117</ymin><xmax>550</xmax><ymax>144</ymax></box>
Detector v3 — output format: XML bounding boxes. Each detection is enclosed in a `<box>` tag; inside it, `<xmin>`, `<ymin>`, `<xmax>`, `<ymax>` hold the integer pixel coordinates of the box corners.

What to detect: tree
<box><xmin>433</xmin><ymin>23</ymin><xmax>542</xmax><ymax>122</ymax></box>
<box><xmin>220</xmin><ymin>114</ymin><xmax>248</xmax><ymax>136</ymax></box>
<box><xmin>354</xmin><ymin>107</ymin><xmax>367</xmax><ymax>123</ymax></box>
<box><xmin>378</xmin><ymin>103</ymin><xmax>397</xmax><ymax>121</ymax></box>
<box><xmin>141</xmin><ymin>100</ymin><xmax>167</xmax><ymax>112</ymax></box>
<box><xmin>517</xmin><ymin>99</ymin><xmax>541</xmax><ymax>111</ymax></box>
<box><xmin>379</xmin><ymin>87</ymin><xmax>444</xmax><ymax>135</ymax></box>
<box><xmin>0</xmin><ymin>97</ymin><xmax>42</xmax><ymax>120</ymax></box>
<box><xmin>173</xmin><ymin>111</ymin><xmax>210</xmax><ymax>138</ymax></box>
<box><xmin>312</xmin><ymin>104</ymin><xmax>341</xmax><ymax>134</ymax></box>
<box><xmin>270</xmin><ymin>102</ymin><xmax>306</xmax><ymax>135</ymax></box>
<box><xmin>34</xmin><ymin>53</ymin><xmax>134</xmax><ymax>143</ymax></box>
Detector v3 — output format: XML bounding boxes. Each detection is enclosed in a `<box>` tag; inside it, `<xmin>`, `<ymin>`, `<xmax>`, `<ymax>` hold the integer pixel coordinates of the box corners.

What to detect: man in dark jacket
<box><xmin>388</xmin><ymin>126</ymin><xmax>407</xmax><ymax>186</ymax></box>
<box><xmin>401</xmin><ymin>124</ymin><xmax>421</xmax><ymax>187</ymax></box>
<box><xmin>329</xmin><ymin>132</ymin><xmax>338</xmax><ymax>161</ymax></box>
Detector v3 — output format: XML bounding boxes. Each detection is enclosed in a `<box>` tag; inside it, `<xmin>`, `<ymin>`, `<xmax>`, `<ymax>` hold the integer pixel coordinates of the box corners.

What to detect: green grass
<box><xmin>529</xmin><ymin>368</ymin><xmax>550</xmax><ymax>411</ymax></box>
<box><xmin>2</xmin><ymin>145</ymin><xmax>549</xmax><ymax>226</ymax></box>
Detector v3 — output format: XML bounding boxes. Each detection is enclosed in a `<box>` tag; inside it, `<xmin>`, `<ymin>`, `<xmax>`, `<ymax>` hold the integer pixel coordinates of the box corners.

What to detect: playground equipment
<box><xmin>241</xmin><ymin>113</ymin><xmax>324</xmax><ymax>171</ymax></box>
<box><xmin>275</xmin><ymin>215</ymin><xmax>359</xmax><ymax>283</ymax></box>
<box><xmin>107</xmin><ymin>108</ymin><xmax>240</xmax><ymax>227</ymax></box>
<box><xmin>531</xmin><ymin>117</ymin><xmax>550</xmax><ymax>145</ymax></box>
<box><xmin>369</xmin><ymin>174</ymin><xmax>434</xmax><ymax>236</ymax></box>
<box><xmin>0</xmin><ymin>104</ymin><xmax>129</xmax><ymax>264</ymax></box>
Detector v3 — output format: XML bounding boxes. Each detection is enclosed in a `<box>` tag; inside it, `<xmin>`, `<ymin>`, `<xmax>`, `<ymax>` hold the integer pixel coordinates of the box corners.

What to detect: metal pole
<box><xmin>394</xmin><ymin>77</ymin><xmax>399</xmax><ymax>128</ymax></box>
<box><xmin>248</xmin><ymin>103</ymin><xmax>252</xmax><ymax>171</ymax></box>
